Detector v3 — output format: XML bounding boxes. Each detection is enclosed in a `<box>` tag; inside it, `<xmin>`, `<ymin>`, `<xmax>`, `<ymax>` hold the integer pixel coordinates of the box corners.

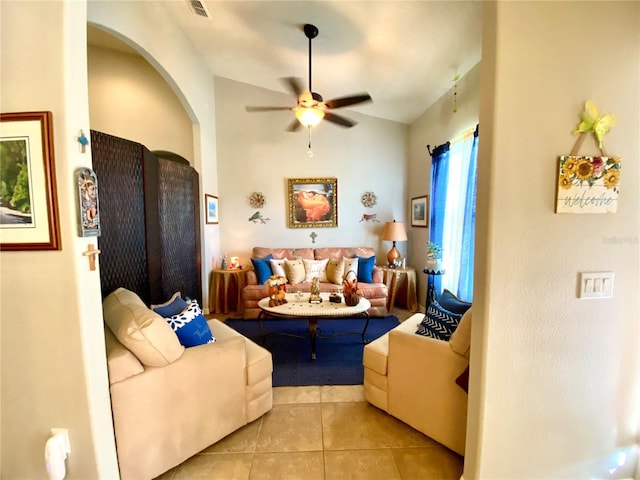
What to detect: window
<box><xmin>429</xmin><ymin>125</ymin><xmax>478</xmax><ymax>302</ymax></box>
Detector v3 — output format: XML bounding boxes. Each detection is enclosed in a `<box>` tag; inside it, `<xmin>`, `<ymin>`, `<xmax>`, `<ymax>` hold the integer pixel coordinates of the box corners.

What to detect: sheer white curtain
<box><xmin>440</xmin><ymin>128</ymin><xmax>475</xmax><ymax>295</ymax></box>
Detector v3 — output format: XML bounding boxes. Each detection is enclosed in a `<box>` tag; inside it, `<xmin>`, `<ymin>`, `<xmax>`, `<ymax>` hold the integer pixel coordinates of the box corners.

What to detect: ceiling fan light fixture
<box><xmin>295</xmin><ymin>107</ymin><xmax>325</xmax><ymax>127</ymax></box>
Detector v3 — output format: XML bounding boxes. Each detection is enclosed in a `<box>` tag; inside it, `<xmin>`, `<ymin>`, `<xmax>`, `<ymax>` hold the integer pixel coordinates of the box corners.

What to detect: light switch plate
<box><xmin>579</xmin><ymin>272</ymin><xmax>614</xmax><ymax>299</ymax></box>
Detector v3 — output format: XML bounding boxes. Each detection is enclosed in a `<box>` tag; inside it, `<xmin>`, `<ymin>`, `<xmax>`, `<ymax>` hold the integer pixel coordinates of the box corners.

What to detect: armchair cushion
<box><xmin>103</xmin><ymin>288</ymin><xmax>184</xmax><ymax>367</ymax></box>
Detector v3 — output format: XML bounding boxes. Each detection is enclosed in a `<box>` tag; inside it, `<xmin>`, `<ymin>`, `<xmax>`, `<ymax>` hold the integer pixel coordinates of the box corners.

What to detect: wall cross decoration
<box><xmin>309</xmin><ymin>231</ymin><xmax>317</xmax><ymax>243</ymax></box>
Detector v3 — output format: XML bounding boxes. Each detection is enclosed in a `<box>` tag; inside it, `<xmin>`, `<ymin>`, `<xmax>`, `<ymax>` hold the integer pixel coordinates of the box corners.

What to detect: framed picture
<box><xmin>205</xmin><ymin>194</ymin><xmax>218</xmax><ymax>224</ymax></box>
<box><xmin>76</xmin><ymin>168</ymin><xmax>101</xmax><ymax>237</ymax></box>
<box><xmin>287</xmin><ymin>177</ymin><xmax>337</xmax><ymax>229</ymax></box>
<box><xmin>411</xmin><ymin>195</ymin><xmax>429</xmax><ymax>228</ymax></box>
<box><xmin>0</xmin><ymin>111</ymin><xmax>61</xmax><ymax>250</ymax></box>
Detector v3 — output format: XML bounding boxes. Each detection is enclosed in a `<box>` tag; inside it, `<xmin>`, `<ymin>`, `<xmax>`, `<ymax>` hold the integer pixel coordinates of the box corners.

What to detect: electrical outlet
<box><xmin>579</xmin><ymin>272</ymin><xmax>614</xmax><ymax>299</ymax></box>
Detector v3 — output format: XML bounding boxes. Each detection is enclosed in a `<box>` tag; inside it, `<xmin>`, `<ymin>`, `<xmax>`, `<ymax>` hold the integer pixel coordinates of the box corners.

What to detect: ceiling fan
<box><xmin>245</xmin><ymin>23</ymin><xmax>372</xmax><ymax>132</ymax></box>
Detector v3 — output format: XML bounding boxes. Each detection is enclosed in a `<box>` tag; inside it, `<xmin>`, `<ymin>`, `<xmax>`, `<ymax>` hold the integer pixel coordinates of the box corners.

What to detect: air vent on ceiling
<box><xmin>186</xmin><ymin>0</ymin><xmax>211</xmax><ymax>19</ymax></box>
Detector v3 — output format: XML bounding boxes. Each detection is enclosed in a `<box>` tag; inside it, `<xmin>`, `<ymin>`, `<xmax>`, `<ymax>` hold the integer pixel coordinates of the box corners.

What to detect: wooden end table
<box><xmin>257</xmin><ymin>292</ymin><xmax>371</xmax><ymax>360</ymax></box>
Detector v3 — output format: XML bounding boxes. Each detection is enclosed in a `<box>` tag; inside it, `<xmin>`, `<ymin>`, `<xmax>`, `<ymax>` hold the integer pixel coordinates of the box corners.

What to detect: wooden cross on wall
<box><xmin>309</xmin><ymin>231</ymin><xmax>317</xmax><ymax>244</ymax></box>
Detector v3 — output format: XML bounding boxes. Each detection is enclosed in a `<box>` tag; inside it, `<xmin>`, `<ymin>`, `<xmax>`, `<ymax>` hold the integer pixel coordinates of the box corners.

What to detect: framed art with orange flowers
<box><xmin>555</xmin><ymin>154</ymin><xmax>621</xmax><ymax>214</ymax></box>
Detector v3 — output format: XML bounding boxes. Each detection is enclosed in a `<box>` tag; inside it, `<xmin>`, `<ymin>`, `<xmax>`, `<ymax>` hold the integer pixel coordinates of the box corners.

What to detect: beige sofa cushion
<box><xmin>326</xmin><ymin>258</ymin><xmax>345</xmax><ymax>285</ymax></box>
<box><xmin>449</xmin><ymin>308</ymin><xmax>472</xmax><ymax>358</ymax></box>
<box><xmin>103</xmin><ymin>287</ymin><xmax>184</xmax><ymax>367</ymax></box>
<box><xmin>284</xmin><ymin>258</ymin><xmax>305</xmax><ymax>284</ymax></box>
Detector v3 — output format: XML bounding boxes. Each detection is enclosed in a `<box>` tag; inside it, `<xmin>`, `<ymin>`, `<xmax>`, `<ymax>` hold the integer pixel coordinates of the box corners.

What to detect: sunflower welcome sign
<box><xmin>556</xmin><ymin>101</ymin><xmax>621</xmax><ymax>214</ymax></box>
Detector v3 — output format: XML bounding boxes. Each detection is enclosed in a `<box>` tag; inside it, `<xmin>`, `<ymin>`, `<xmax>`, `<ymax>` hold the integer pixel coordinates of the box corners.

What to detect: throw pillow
<box><xmin>355</xmin><ymin>255</ymin><xmax>376</xmax><ymax>283</ymax></box>
<box><xmin>415</xmin><ymin>300</ymin><xmax>463</xmax><ymax>341</ymax></box>
<box><xmin>326</xmin><ymin>258</ymin><xmax>345</xmax><ymax>285</ymax></box>
<box><xmin>438</xmin><ymin>289</ymin><xmax>472</xmax><ymax>315</ymax></box>
<box><xmin>166</xmin><ymin>300</ymin><xmax>216</xmax><ymax>347</ymax></box>
<box><xmin>251</xmin><ymin>254</ymin><xmax>274</xmax><ymax>284</ymax></box>
<box><xmin>303</xmin><ymin>258</ymin><xmax>329</xmax><ymax>282</ymax></box>
<box><xmin>150</xmin><ymin>292</ymin><xmax>188</xmax><ymax>318</ymax></box>
<box><xmin>284</xmin><ymin>257</ymin><xmax>306</xmax><ymax>284</ymax></box>
<box><xmin>343</xmin><ymin>257</ymin><xmax>358</xmax><ymax>279</ymax></box>
<box><xmin>103</xmin><ymin>288</ymin><xmax>184</xmax><ymax>367</ymax></box>
<box><xmin>269</xmin><ymin>258</ymin><xmax>287</xmax><ymax>278</ymax></box>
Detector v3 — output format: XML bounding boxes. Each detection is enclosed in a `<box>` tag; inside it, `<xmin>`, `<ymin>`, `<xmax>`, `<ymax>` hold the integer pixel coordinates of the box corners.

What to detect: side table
<box><xmin>209</xmin><ymin>268</ymin><xmax>247</xmax><ymax>315</ymax></box>
<box><xmin>423</xmin><ymin>268</ymin><xmax>445</xmax><ymax>306</ymax></box>
<box><xmin>379</xmin><ymin>266</ymin><xmax>418</xmax><ymax>312</ymax></box>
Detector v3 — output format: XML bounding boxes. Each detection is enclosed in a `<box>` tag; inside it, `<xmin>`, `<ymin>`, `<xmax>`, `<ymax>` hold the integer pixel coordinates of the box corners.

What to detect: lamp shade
<box><xmin>382</xmin><ymin>221</ymin><xmax>407</xmax><ymax>242</ymax></box>
<box><xmin>382</xmin><ymin>220</ymin><xmax>407</xmax><ymax>267</ymax></box>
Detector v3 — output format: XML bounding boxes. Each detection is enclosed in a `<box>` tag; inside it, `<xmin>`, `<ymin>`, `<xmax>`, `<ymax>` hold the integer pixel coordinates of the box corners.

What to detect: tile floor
<box><xmin>155</xmin><ymin>307</ymin><xmax>463</xmax><ymax>479</ymax></box>
<box><xmin>155</xmin><ymin>385</ymin><xmax>463</xmax><ymax>480</ymax></box>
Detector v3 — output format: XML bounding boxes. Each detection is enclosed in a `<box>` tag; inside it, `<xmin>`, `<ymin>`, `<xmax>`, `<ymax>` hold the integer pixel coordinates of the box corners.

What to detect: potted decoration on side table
<box><xmin>426</xmin><ymin>242</ymin><xmax>444</xmax><ymax>273</ymax></box>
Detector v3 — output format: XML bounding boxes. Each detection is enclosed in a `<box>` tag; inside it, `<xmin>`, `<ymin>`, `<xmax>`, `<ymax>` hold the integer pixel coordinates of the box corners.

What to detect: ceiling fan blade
<box><xmin>324</xmin><ymin>94</ymin><xmax>372</xmax><ymax>109</ymax></box>
<box><xmin>281</xmin><ymin>77</ymin><xmax>304</xmax><ymax>97</ymax></box>
<box><xmin>286</xmin><ymin>119</ymin><xmax>302</xmax><ymax>132</ymax></box>
<box><xmin>324</xmin><ymin>112</ymin><xmax>356</xmax><ymax>128</ymax></box>
<box><xmin>245</xmin><ymin>106</ymin><xmax>293</xmax><ymax>112</ymax></box>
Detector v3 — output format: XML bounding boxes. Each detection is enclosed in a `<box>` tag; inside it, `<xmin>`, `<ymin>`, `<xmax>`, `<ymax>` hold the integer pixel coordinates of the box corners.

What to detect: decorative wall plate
<box><xmin>361</xmin><ymin>191</ymin><xmax>377</xmax><ymax>208</ymax></box>
<box><xmin>248</xmin><ymin>191</ymin><xmax>265</xmax><ymax>209</ymax></box>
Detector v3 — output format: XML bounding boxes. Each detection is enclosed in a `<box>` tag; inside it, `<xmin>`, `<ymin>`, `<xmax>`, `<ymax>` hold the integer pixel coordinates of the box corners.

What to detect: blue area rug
<box><xmin>225</xmin><ymin>316</ymin><xmax>400</xmax><ymax>386</ymax></box>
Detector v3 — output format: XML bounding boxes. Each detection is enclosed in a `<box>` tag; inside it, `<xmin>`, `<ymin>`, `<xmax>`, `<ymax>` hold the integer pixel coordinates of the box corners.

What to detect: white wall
<box><xmin>214</xmin><ymin>76</ymin><xmax>409</xmax><ymax>267</ymax></box>
<box><xmin>466</xmin><ymin>2</ymin><xmax>640</xmax><ymax>478</ymax></box>
<box><xmin>88</xmin><ymin>44</ymin><xmax>194</xmax><ymax>161</ymax></box>
<box><xmin>0</xmin><ymin>1</ymin><xmax>118</xmax><ymax>478</ymax></box>
<box><xmin>408</xmin><ymin>63</ymin><xmax>481</xmax><ymax>308</ymax></box>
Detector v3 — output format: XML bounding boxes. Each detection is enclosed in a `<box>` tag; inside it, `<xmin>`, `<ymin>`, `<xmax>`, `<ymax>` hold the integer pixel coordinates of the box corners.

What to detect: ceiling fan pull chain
<box><xmin>307</xmin><ymin>127</ymin><xmax>314</xmax><ymax>158</ymax></box>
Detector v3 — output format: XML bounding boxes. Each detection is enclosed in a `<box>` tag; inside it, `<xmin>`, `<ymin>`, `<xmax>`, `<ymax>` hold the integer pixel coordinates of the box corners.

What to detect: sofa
<box><xmin>103</xmin><ymin>288</ymin><xmax>273</xmax><ymax>480</ymax></box>
<box><xmin>363</xmin><ymin>295</ymin><xmax>471</xmax><ymax>456</ymax></box>
<box><xmin>242</xmin><ymin>246</ymin><xmax>389</xmax><ymax>319</ymax></box>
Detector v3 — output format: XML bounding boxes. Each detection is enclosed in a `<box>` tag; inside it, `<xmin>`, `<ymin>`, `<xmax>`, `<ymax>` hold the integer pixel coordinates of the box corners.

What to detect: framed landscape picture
<box><xmin>205</xmin><ymin>194</ymin><xmax>219</xmax><ymax>224</ymax></box>
<box><xmin>411</xmin><ymin>195</ymin><xmax>429</xmax><ymax>228</ymax></box>
<box><xmin>287</xmin><ymin>177</ymin><xmax>337</xmax><ymax>229</ymax></box>
<box><xmin>0</xmin><ymin>111</ymin><xmax>61</xmax><ymax>250</ymax></box>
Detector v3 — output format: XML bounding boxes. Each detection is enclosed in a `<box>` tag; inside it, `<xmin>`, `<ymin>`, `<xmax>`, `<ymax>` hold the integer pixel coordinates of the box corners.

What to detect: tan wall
<box><xmin>0</xmin><ymin>1</ymin><xmax>118</xmax><ymax>478</ymax></box>
<box><xmin>88</xmin><ymin>43</ymin><xmax>194</xmax><ymax>161</ymax></box>
<box><xmin>466</xmin><ymin>2</ymin><xmax>640</xmax><ymax>478</ymax></box>
<box><xmin>408</xmin><ymin>63</ymin><xmax>481</xmax><ymax>308</ymax></box>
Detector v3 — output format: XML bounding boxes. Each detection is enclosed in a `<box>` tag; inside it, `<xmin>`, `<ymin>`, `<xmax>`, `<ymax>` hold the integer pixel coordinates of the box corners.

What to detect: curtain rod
<box><xmin>426</xmin><ymin>124</ymin><xmax>479</xmax><ymax>157</ymax></box>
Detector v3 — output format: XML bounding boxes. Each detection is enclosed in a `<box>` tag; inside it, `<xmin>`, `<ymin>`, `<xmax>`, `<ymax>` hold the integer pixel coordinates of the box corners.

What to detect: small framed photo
<box><xmin>287</xmin><ymin>177</ymin><xmax>337</xmax><ymax>229</ymax></box>
<box><xmin>0</xmin><ymin>111</ymin><xmax>61</xmax><ymax>250</ymax></box>
<box><xmin>205</xmin><ymin>194</ymin><xmax>219</xmax><ymax>224</ymax></box>
<box><xmin>411</xmin><ymin>195</ymin><xmax>429</xmax><ymax>228</ymax></box>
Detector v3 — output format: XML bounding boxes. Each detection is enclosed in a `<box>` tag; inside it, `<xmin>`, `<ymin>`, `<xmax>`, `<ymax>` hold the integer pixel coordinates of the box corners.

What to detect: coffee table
<box><xmin>257</xmin><ymin>292</ymin><xmax>371</xmax><ymax>360</ymax></box>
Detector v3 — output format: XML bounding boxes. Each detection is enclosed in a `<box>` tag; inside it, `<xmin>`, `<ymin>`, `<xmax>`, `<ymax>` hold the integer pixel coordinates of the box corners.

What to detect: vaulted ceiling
<box><xmin>89</xmin><ymin>1</ymin><xmax>482</xmax><ymax>125</ymax></box>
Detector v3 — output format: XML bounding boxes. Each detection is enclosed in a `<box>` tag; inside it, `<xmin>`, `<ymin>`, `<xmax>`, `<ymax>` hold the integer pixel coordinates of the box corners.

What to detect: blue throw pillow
<box><xmin>355</xmin><ymin>255</ymin><xmax>376</xmax><ymax>283</ymax></box>
<box><xmin>438</xmin><ymin>289</ymin><xmax>472</xmax><ymax>315</ymax></box>
<box><xmin>251</xmin><ymin>254</ymin><xmax>274</xmax><ymax>284</ymax></box>
<box><xmin>415</xmin><ymin>300</ymin><xmax>463</xmax><ymax>341</ymax></box>
<box><xmin>166</xmin><ymin>300</ymin><xmax>215</xmax><ymax>347</ymax></box>
<box><xmin>151</xmin><ymin>292</ymin><xmax>188</xmax><ymax>318</ymax></box>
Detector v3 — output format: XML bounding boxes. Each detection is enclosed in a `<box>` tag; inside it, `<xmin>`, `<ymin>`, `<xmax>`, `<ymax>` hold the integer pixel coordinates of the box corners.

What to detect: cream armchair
<box><xmin>103</xmin><ymin>288</ymin><xmax>273</xmax><ymax>480</ymax></box>
<box><xmin>363</xmin><ymin>310</ymin><xmax>471</xmax><ymax>455</ymax></box>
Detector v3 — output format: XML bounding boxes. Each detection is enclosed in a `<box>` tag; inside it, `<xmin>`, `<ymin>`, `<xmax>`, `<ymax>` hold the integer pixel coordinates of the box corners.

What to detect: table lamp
<box><xmin>382</xmin><ymin>220</ymin><xmax>407</xmax><ymax>267</ymax></box>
